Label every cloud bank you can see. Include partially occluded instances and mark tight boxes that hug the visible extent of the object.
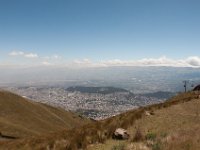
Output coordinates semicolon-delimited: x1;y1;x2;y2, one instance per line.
72;56;200;68
6;51;200;68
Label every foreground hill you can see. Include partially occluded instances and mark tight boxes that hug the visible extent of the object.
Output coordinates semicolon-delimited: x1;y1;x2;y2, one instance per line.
0;91;90;138
89;92;200;150
0;91;199;150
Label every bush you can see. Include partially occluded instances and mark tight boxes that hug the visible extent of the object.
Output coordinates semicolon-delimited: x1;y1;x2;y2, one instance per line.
145;132;157;141
152;142;162;150
160;132;167;138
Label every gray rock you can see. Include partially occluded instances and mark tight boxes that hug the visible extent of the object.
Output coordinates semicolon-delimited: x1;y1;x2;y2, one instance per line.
112;128;129;140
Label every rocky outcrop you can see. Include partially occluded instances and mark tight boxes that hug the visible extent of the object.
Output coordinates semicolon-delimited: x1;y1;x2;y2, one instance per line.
112;128;129;140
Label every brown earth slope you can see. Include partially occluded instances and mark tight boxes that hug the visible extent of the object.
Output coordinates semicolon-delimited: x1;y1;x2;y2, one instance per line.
0;91;199;150
0;90;90;138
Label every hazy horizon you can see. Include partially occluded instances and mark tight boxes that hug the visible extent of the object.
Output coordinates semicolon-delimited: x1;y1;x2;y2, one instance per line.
0;0;200;92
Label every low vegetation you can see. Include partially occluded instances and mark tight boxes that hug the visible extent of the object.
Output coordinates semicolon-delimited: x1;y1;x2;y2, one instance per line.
111;143;125;150
0;91;199;150
145;132;157;141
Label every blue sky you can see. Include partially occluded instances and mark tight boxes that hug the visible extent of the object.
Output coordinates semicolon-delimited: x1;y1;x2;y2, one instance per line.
0;0;200;67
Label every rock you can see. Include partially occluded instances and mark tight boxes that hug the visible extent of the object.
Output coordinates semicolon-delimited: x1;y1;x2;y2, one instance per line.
145;111;151;116
112;128;129;140
145;111;154;116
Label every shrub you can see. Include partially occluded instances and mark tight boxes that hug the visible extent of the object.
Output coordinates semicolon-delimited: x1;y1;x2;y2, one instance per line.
160;132;167;138
152;142;162;150
145;132;157;141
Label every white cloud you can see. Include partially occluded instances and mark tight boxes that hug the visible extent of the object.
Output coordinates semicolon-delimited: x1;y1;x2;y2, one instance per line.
71;56;200;68
9;51;38;58
73;58;91;64
42;55;62;60
8;51;64;66
9;51;24;56
186;56;200;66
42;61;52;66
71;58;107;68
99;56;200;67
24;53;38;58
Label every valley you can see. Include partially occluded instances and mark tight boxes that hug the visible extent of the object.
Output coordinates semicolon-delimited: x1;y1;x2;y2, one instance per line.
5;86;174;120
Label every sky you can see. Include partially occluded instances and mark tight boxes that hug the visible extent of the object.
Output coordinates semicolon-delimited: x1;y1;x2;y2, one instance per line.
0;0;200;67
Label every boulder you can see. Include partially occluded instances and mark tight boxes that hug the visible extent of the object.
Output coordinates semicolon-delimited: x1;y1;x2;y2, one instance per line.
145;111;154;116
112;128;129;140
145;111;151;116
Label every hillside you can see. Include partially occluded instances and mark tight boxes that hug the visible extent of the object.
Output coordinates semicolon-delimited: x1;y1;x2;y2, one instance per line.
0;91;199;150
89;92;200;150
0;90;91;138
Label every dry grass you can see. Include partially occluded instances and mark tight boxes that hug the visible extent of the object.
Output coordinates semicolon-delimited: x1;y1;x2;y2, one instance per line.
132;128;144;142
163;127;200;150
0;91;199;150
0;90;91;138
89;91;200;150
126;92;200;150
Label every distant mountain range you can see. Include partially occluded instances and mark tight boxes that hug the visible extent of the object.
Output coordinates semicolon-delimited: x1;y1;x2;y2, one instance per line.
66;86;175;99
66;86;129;94
142;91;176;99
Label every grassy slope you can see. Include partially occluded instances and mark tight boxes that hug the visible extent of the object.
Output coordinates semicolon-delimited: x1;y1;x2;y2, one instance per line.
0;91;90;138
0;92;199;150
89;93;200;150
